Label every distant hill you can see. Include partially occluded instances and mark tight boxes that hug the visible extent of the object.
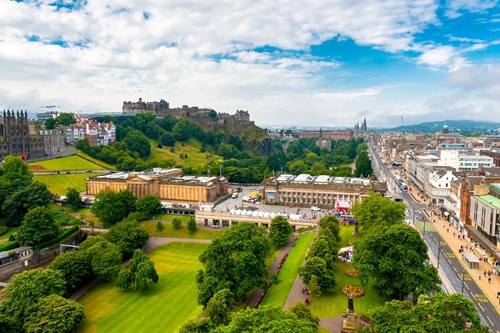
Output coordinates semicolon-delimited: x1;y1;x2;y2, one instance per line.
388;120;500;133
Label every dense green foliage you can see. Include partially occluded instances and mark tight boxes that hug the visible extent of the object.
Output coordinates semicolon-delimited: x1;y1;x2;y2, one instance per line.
80;236;122;281
268;216;293;247
108;221;150;259
351;193;406;232
299;215;340;292
355;224;441;301
135;194;161;215
212;305;318;333
23;295;85;333
66;188;81;210
51;250;93;295
91;189;136;226
197;223;271;306
364;293;489;333
0;268;66;331
16;206;61;246
117;249;159;292
354;142;373;177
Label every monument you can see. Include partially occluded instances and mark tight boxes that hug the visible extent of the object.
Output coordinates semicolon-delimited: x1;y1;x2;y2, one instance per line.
342;294;358;331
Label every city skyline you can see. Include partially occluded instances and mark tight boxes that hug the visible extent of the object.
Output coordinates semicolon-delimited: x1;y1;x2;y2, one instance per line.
0;0;499;128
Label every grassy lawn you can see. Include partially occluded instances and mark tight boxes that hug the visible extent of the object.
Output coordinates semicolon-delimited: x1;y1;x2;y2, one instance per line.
34;173;96;196
309;225;383;318
262;232;315;308
152;138;222;169
76;150;116;170
0;227;19;246
77;242;208;333
140;221;223;239
28;155;106;171
310;262;383;318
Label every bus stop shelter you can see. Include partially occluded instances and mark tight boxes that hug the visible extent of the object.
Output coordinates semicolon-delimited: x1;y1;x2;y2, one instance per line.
463;252;480;270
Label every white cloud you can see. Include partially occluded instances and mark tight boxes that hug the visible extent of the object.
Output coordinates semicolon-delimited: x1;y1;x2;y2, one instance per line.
445;0;498;19
0;0;496;128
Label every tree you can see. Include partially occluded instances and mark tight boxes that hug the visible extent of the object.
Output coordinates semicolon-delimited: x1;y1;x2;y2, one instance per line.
16;207;61;246
91;189;136;226
308;275;321;301
354;224;440;301
213;305;317;333
197;223;271;306
108;221;150;259
1;155;32;182
55;113;76;126
123;130;151;159
187;216;197;233
136;194;161;215
299;256;336;291
179;318;215;333
50;250;93;295
173;119;191;142
44;117;57;129
351;193;406;233
288;301;320;328
23;295;85;333
366;293;489;333
172;217;182;229
160;132;176;146
205;289;235;326
66;188;81;211
268;216;293;247
80;236;122;281
117;249;159;292
1;268;66;330
2;181;51;226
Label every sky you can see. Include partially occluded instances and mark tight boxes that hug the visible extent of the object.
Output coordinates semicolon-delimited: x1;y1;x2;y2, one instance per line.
0;0;499;128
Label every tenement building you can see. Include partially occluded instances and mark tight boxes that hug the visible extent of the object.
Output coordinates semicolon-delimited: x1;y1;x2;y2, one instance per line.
86;168;228;203
261;174;387;209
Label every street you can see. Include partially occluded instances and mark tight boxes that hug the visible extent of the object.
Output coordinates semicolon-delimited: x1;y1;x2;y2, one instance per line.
369;142;500;332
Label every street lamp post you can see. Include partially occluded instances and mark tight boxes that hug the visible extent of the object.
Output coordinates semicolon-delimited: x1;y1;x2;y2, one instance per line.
437;244;442;270
462;271;466;294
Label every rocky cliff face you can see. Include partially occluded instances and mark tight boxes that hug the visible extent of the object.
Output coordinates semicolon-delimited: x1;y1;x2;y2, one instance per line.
184;113;272;156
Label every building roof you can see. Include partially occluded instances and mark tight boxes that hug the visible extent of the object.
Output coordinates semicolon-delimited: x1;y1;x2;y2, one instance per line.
476;194;500;208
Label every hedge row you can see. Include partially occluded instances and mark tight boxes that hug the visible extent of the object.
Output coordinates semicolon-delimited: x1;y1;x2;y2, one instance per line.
35;225;80;251
0;241;20;252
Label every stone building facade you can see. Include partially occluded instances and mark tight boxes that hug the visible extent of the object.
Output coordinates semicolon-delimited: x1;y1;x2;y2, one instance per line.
261;174;387;209
86;168;228;203
0;110;48;159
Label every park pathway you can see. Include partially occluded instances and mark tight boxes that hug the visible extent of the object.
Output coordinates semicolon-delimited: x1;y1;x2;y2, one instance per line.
246;235;298;308
70;236;211;301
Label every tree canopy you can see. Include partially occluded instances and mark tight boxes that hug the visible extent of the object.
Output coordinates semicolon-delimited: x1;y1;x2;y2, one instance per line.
268;216;293;247
0;268;66;331
365;293;489;333
80;236;122;281
91;189;136;226
136;194;161;215
197;223;271;306
117;249;159;292
213;305;318;333
17;206;61;246
108;220;150;259
351;193;406;232
23;295;85;333
354;224;440;301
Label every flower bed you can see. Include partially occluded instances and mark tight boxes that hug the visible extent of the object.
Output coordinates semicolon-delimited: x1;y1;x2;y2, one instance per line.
344;268;358;278
341;285;364;298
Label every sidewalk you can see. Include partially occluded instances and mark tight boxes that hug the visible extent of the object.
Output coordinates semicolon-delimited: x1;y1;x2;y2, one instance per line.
432;215;500;313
